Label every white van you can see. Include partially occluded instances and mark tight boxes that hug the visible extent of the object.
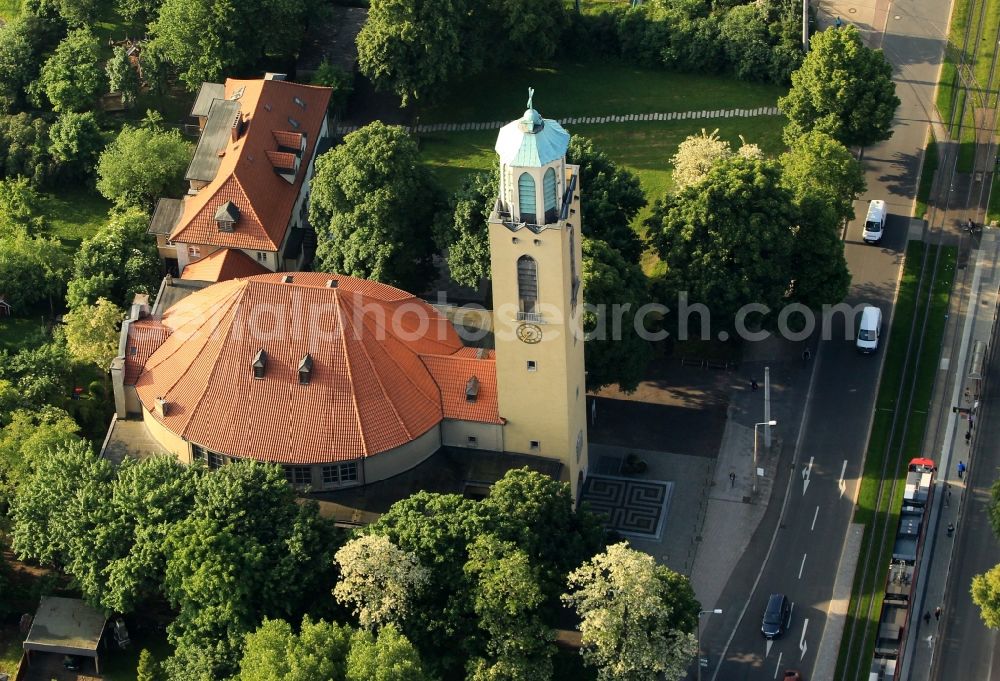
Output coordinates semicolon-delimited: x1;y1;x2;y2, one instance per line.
857;305;882;353
863;200;886;244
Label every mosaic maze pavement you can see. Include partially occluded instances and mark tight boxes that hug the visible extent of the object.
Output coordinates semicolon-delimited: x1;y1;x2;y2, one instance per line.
580;475;673;540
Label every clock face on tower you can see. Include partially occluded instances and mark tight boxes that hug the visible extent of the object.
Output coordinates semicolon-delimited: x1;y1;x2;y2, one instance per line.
516;323;543;344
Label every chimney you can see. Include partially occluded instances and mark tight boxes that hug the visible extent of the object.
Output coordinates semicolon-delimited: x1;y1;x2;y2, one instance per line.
325;279;338;288
155;397;169;417
281;275;293;284
231;110;244;142
264;72;287;81
165;273;173;287
130;293;151;320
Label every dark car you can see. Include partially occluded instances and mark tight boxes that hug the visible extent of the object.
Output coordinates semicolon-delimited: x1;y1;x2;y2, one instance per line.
63;655;83;671
783;672;802;681
761;593;791;639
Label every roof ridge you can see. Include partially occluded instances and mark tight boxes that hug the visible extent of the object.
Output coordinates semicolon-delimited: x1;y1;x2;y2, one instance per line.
177;283;246;439
339;293;417;447
333;290;370;457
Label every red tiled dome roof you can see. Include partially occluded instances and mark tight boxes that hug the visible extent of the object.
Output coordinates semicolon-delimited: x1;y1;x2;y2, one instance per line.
134;273;496;464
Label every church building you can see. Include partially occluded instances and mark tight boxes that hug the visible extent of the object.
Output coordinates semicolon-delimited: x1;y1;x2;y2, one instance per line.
106;97;590;501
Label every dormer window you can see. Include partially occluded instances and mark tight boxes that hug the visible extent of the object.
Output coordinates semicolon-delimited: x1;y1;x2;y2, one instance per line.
252;349;267;379
293;96;306;110
288;116;300;129
298;354;313;385
465;376;480;402
215;201;239;232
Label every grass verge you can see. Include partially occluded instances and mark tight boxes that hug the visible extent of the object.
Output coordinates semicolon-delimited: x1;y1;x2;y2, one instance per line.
915;135;939;220
835;242;957;681
416;59;785;124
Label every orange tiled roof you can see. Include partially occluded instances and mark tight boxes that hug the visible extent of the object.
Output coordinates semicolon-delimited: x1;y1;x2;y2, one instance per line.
124;319;171;385
170;79;332;252
180;248;272;282
420;354;501;424
133;273;497;464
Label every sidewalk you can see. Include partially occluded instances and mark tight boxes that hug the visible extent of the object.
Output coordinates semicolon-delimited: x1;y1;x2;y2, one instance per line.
903;229;1000;679
690;335;816;610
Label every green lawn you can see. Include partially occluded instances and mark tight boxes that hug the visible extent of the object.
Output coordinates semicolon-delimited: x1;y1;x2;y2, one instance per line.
988;173;1000;224
102;630;172;681
915;135;938;220
0;626;22;677
566;0;629;14
0;315;48;352
416;59;784;124
38;188;112;250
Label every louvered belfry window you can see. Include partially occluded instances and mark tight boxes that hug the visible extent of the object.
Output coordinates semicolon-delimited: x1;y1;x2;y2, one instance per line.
518;172;536;224
543;167;557;223
517;255;538;313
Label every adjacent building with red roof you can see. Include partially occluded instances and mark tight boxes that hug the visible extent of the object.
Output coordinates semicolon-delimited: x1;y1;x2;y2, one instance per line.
148;75;332;278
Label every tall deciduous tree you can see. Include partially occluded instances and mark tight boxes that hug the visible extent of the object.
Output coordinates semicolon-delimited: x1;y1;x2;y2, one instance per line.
67;208;162;310
334;535;429;630
239;616;352;681
0;230;69;310
346;625;431;681
0;406;81;501
310;122;440;291
973;564;1000;628
0;113;54;187
30;29;104;112
357;0;467;105
568;136;646;264
11;439;107;567
63;298;124;371
779;25;900;147
434;167;497;289
49;111;105;180
583;238;653;392
0;176;45;237
97;125;191;209
562;542;700;681
0;15;55;113
163;461;337;680
107;46;140;108
780;130;867;225
465;535;554;681
646;156;797;331
150;0;310;90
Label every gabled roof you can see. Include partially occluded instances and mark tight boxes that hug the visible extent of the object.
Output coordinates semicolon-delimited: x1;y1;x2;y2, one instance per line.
133;273;497;465
124;319;171;385
180;248;271;282
170;79;332;252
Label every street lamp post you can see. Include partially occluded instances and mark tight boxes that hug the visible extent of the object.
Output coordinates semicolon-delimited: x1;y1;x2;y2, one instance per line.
697;608;723;681
753;420;777;494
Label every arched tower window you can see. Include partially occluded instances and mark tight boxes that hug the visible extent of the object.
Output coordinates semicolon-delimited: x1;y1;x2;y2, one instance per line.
518;172;536;224
517;255;538;314
543;167;558;223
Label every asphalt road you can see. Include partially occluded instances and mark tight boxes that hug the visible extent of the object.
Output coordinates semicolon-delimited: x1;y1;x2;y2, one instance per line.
933;320;1000;678
705;0;952;676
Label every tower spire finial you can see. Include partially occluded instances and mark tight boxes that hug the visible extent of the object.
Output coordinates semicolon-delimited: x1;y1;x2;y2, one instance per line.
526;87;534;111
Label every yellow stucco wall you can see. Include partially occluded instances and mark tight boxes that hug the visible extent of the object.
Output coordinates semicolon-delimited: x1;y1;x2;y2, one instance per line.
489;164;589;497
441;420;504;451
141;405;192;463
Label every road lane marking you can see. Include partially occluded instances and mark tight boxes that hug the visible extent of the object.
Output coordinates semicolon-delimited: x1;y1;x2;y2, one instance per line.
838;459;848;498
766;639;773;658
811;506;819;531
802;456;814;495
799;554;807;579
800;618;809;660
773;652;783;678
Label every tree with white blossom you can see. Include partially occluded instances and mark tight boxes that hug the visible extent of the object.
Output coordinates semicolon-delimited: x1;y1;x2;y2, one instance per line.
562;542;700;681
334;534;430;629
671;129;763;190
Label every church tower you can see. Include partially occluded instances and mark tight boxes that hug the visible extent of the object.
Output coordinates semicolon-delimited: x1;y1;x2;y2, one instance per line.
489;90;589;498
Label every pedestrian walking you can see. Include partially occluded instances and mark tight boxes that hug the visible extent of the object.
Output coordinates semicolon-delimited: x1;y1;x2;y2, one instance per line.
947;522;955;537
958;460;966;478
729;471;736;488
934;606;942;621
751;379;758;392
923;611;931;625
835;15;842;28
944;483;951;507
